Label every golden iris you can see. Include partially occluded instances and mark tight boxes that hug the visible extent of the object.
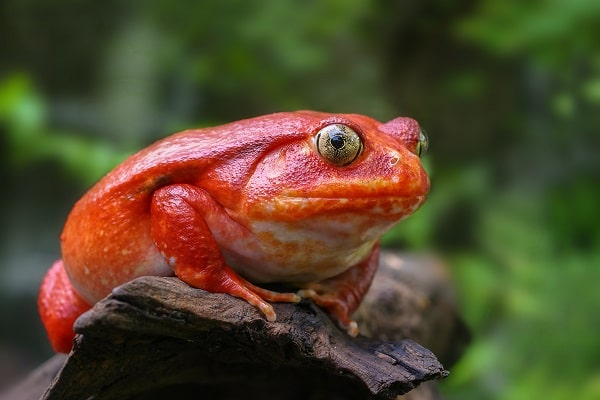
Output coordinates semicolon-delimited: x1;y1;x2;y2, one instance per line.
315;124;363;166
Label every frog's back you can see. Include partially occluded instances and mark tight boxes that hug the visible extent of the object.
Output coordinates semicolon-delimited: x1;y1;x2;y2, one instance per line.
82;111;337;198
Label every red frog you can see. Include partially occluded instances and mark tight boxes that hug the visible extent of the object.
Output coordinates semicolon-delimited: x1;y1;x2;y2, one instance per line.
38;111;430;353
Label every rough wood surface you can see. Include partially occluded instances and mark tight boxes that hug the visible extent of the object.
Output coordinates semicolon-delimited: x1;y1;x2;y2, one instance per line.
356;252;470;368
3;252;468;400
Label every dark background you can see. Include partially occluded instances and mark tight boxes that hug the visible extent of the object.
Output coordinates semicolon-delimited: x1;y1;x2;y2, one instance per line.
1;1;598;398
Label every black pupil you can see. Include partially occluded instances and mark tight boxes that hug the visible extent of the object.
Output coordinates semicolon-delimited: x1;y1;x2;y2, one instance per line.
329;131;345;149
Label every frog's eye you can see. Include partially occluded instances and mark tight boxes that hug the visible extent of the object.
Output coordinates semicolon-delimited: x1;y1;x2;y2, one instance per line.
315;124;363;166
415;128;429;157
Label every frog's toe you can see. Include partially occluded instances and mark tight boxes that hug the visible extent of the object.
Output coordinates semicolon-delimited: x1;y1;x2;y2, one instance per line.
246;281;301;304
346;321;359;337
255;301;277;322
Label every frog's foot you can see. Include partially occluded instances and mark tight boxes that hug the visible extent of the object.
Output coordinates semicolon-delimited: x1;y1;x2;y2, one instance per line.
173;260;301;323
181;264;300;322
229;271;301;321
298;286;359;337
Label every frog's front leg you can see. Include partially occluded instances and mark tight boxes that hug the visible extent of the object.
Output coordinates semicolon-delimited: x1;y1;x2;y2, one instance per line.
298;245;380;336
151;184;300;321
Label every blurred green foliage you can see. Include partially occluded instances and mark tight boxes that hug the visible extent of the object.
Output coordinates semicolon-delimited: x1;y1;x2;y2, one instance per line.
0;74;129;184
1;0;598;398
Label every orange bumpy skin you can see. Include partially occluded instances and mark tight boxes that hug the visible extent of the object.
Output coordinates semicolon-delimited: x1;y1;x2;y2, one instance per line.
38;111;430;352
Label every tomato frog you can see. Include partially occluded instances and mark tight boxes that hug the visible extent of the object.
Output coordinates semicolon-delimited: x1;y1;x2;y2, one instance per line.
38;111;430;352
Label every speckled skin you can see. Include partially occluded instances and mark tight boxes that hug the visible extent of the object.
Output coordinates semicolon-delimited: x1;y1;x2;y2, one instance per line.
38;111;430;352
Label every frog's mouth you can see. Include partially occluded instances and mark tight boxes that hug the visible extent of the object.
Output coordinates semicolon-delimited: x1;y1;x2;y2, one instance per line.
252;194;427;222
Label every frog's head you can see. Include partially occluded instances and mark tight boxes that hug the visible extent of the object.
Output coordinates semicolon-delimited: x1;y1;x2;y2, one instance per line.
240;111;430;224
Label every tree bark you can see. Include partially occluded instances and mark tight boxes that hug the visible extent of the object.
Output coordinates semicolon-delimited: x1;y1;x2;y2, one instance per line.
2;251;468;400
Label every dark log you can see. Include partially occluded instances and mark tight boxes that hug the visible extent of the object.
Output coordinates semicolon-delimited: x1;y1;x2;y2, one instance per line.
3;252;468;400
355;252;470;368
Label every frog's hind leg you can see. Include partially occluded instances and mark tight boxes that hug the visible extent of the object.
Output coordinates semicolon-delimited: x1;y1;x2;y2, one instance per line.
38;260;92;353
